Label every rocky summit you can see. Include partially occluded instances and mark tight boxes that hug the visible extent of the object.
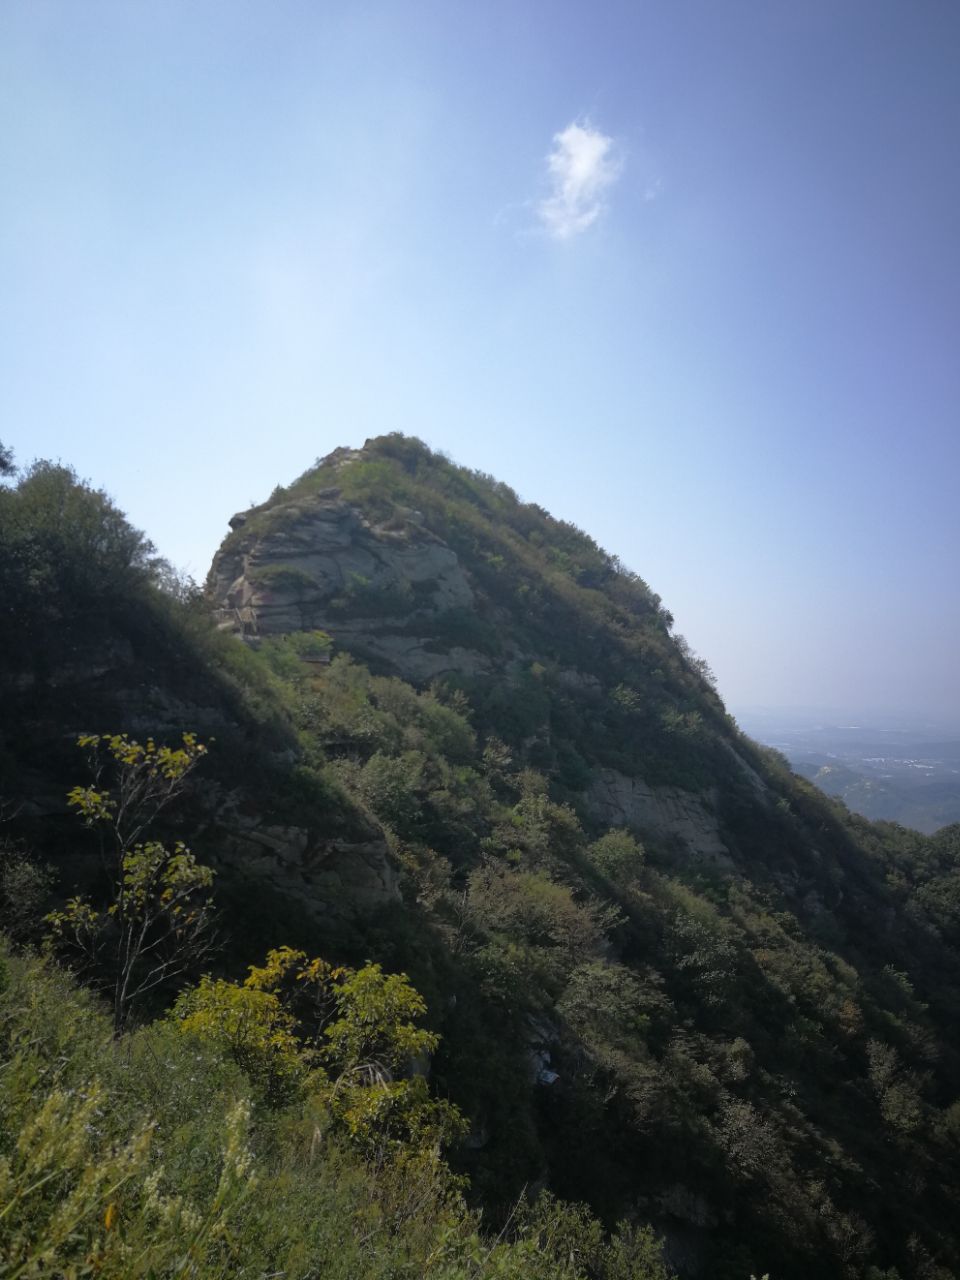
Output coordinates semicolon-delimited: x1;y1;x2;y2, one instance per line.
210;455;486;681
208;438;756;866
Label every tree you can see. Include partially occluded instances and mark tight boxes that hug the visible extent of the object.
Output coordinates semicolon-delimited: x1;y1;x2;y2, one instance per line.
171;946;466;1160
588;829;645;887
0;839;54;943
1;461;159;602
251;949;466;1159
45;732;216;1033
0;462;163;666
171;972;305;1103
0;439;14;476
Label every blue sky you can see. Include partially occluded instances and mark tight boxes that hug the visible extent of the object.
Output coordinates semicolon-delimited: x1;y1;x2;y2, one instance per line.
2;1;958;720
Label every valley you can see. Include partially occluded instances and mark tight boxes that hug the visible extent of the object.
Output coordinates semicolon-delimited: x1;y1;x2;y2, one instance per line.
739;710;960;833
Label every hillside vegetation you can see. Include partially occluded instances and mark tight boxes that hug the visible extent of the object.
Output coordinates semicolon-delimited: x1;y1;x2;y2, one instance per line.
2;436;960;1279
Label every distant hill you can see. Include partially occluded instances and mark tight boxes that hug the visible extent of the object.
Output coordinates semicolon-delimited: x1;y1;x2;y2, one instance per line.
738;714;960;834
796;760;960;833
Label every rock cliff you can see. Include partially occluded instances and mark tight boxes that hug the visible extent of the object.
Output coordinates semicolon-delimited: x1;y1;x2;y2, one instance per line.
207;441;745;863
585;767;732;863
208;482;496;681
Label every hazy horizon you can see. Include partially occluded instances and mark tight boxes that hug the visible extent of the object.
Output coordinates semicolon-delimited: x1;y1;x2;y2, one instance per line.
3;2;958;718
733;705;960;734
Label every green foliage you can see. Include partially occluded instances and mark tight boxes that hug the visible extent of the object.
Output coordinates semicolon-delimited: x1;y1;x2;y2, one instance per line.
330;570;417;617
467;865;619;982
172;947;467;1161
321;960;436;1073
0;461;159;603
0;943;272;1279
45;733;216;1033
0;842;54;944
288;627;334;659
10;436;960;1277
316;961;467;1160
170;974;305;1102
250;562;319;594
68;730;208;848
357;750;427;832
558;962;656;1046
421;607;504;657
0;942;677;1278
588;829;645;886
866;1039;925;1134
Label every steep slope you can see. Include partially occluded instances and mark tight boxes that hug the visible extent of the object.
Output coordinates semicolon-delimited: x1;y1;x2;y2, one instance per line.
0;462;398;947
209;437;756;858
202;435;960;1280
5;440;960;1279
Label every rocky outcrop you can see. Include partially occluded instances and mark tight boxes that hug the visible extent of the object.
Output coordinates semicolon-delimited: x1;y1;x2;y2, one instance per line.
299;622;490;682
208;487;493;681
219;813;398;919
585;767;731;862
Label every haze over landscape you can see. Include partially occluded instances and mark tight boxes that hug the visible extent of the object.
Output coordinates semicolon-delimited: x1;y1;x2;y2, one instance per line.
3;1;958;720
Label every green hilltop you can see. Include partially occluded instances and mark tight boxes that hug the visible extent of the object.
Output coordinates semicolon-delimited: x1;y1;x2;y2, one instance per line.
2;434;960;1279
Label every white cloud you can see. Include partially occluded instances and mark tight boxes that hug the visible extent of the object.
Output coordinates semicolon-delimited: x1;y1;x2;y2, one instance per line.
538;121;622;240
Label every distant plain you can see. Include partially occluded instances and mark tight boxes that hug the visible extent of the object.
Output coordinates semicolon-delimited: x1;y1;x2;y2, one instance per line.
738;709;960;834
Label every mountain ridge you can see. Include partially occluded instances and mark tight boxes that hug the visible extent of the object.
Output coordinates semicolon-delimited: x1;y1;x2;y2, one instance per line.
3;436;960;1278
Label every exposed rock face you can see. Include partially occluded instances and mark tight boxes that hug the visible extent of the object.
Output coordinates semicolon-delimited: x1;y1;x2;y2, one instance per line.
208;489;492;681
219;812;397;920
719;741;769;798
36;795;398;926
209;473;740;871
585;767;731;862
